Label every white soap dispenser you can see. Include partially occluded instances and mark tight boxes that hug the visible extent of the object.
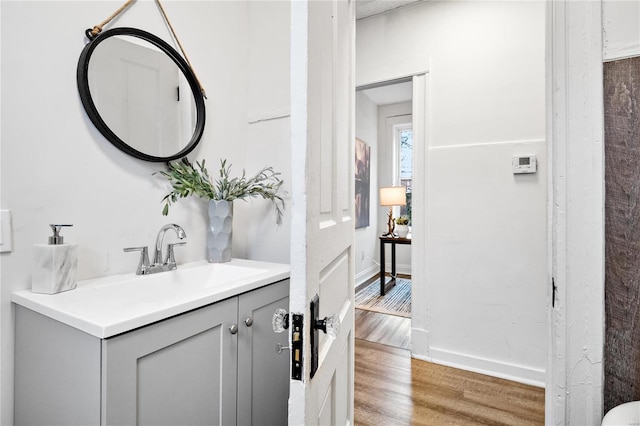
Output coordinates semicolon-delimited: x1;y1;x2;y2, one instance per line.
32;224;78;294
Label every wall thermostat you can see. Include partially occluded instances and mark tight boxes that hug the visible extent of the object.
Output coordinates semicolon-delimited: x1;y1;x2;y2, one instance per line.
512;155;537;174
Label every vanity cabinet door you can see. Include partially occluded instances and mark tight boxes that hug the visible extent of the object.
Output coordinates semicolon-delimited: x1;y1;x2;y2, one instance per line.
237;279;290;426
101;297;238;426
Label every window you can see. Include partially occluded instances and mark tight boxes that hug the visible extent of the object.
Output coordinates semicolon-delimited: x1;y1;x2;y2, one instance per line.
396;125;412;222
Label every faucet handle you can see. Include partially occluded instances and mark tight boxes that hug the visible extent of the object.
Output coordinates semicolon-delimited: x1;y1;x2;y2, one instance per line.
165;242;187;267
124;246;150;275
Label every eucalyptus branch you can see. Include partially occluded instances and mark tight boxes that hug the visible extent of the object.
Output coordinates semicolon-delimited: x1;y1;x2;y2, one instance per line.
155;158;285;225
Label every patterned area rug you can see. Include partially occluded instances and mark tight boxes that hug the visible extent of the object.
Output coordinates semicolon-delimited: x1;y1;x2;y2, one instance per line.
355;278;411;318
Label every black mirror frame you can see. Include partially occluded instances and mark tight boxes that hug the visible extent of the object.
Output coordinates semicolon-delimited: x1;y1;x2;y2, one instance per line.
77;27;206;162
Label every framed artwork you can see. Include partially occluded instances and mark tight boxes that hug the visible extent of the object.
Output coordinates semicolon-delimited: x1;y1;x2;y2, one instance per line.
355;138;370;228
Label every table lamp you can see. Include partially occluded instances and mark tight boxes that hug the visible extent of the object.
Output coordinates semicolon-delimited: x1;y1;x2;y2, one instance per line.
379;186;406;237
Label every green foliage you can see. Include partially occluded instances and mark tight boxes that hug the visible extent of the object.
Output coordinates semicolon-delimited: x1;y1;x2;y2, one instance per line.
395;215;410;225
155;158;285;225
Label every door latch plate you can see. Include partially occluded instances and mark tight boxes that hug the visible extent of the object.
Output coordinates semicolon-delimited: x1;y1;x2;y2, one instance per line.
291;314;303;380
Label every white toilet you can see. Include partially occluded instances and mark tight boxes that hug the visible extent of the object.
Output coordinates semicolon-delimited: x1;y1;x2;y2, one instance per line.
602;401;640;425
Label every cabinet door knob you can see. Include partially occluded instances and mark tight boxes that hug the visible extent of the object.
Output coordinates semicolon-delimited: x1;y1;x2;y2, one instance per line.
244;317;253;327
229;324;238;334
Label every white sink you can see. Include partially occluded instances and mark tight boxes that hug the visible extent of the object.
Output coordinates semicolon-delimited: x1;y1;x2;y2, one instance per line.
12;258;290;338
93;262;269;300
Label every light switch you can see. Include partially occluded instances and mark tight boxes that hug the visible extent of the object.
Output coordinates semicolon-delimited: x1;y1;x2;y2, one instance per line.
0;210;12;253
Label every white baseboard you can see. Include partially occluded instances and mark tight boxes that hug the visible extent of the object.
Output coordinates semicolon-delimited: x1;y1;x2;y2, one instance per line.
411;327;429;353
355;265;378;287
354;263;411;289
411;330;545;388
385;263;411;276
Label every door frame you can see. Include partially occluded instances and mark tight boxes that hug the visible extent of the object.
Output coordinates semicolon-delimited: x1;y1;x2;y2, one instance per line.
547;0;605;424
356;70;430;357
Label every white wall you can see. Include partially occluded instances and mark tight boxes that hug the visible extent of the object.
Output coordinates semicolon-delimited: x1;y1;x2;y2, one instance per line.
354;91;378;284
357;0;546;385
603;0;640;61
244;0;291;262
0;1;290;423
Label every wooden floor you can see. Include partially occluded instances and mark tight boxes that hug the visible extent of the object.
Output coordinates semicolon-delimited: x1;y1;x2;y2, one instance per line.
354;339;545;425
355;308;411;350
353;300;545;426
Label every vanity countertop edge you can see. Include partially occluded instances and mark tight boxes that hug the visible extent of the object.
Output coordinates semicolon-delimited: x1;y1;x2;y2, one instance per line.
12;258;290;339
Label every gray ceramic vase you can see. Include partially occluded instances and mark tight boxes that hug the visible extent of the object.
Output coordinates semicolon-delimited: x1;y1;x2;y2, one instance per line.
207;199;233;263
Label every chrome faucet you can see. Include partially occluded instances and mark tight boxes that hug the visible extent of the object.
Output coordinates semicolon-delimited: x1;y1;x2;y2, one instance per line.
153;223;187;266
124;224;187;275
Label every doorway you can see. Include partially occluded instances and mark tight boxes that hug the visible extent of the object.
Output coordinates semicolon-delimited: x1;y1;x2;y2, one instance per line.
352;76;545;426
355;0;546;394
354;80;414;350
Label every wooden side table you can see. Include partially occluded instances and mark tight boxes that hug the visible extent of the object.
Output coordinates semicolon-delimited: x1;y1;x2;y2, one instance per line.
379;235;411;296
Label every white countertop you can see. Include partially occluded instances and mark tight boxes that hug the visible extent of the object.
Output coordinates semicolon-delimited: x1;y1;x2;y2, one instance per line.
12;258;290;339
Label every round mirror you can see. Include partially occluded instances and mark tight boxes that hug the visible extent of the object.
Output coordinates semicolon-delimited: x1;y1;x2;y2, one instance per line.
77;27;206;162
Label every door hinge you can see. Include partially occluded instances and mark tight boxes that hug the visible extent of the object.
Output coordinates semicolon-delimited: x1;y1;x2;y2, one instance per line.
291;314;303;381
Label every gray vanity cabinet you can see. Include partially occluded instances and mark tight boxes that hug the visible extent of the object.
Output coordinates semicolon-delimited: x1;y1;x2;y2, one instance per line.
14;279;290;426
102;297;238;425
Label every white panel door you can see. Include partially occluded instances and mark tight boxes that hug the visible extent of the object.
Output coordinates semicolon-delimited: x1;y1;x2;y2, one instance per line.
289;0;355;425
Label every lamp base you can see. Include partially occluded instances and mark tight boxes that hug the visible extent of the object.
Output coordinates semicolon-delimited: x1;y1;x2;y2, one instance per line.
384;207;396;237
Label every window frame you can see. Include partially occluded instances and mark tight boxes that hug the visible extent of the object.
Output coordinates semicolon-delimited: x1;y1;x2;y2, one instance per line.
393;122;413;221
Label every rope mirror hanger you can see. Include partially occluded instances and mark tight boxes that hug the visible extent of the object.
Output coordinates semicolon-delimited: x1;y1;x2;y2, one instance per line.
84;0;206;99
77;1;207;162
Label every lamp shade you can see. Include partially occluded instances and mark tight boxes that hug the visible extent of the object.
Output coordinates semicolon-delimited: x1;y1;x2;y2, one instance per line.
379;186;406;206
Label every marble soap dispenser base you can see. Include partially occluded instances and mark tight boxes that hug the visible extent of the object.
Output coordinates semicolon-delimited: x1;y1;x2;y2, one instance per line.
32;244;78;294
